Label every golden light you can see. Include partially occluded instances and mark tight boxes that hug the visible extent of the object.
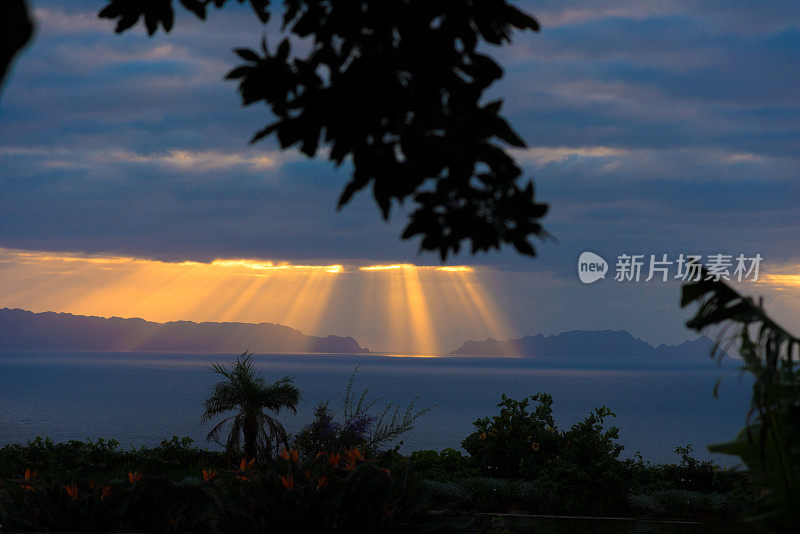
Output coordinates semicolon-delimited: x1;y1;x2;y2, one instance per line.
756;274;800;288
0;247;512;354
359;264;473;273
357;263;510;354
211;259;344;273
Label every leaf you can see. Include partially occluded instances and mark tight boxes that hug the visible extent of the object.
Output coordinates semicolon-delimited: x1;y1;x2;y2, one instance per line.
503;4;541;31
250;122;279;144
234;48;261;62
179;0;207;19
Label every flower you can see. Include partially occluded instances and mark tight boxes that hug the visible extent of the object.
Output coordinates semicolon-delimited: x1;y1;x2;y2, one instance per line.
20;484;34;492
315;476;329;490
280;448;299;464
63;483;78;501
236;475;250;482
101;486;114;500
23;468;36;481
315;451;327;462
279;474;294;491
202;469;218;482
239;458;256;471
378;467;391;478
346;448;363;462
531;441;540;452
328;452;341;466
128;471;142;484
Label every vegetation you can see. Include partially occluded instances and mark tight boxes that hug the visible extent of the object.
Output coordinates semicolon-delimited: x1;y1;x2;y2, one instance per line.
0;447;458;532
293;369;429;458
682;275;800;532
0;395;752;530
0;353;760;530
0;436;224;483
452;394;749;519
202;352;302;461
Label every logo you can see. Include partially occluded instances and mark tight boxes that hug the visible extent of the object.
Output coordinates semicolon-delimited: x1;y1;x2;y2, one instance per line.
578;252;608;284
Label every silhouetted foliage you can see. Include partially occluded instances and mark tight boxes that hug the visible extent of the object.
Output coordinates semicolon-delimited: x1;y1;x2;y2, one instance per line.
96;0;549;260
293;368;429;457
682;275;800;532
0;0;34;94
202;352;302;462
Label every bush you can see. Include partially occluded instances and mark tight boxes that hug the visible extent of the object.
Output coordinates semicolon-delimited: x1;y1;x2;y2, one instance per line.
461;394;625;484
0;449;458;532
0;436;225;481
0;470;209;532
293;369;428;459
409;449;478;481
210;448;461;532
628;489;750;521
461;393;561;479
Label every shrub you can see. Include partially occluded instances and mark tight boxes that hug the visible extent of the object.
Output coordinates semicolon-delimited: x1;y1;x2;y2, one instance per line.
409;449;478;481
0;450;458;532
0;436;225;481
293;369;428;458
461;393;560;479
209;448;461;532
0;470;209;532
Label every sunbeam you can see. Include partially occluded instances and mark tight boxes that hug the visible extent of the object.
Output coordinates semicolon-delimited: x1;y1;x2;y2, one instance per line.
0;248;513;354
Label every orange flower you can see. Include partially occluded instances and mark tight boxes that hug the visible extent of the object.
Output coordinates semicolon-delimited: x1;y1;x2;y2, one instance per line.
344;460;356;472
128;471;142;484
20;484;34;492
101;486;114;500
236;475;250;482
378;467;391;478
315;476;329;490
328;453;341;466
315;451;327;462
531;441;540;452
280;448;299;464
202;469;218;482
23;468;36;481
279;474;294;491
347;448;363;462
239;458;256;471
63;483;78;501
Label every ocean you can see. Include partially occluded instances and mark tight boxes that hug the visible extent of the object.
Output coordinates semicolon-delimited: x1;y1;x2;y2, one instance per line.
0;350;751;465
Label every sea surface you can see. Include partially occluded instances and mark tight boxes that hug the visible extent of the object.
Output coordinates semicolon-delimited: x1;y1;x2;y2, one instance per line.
0;350;752;465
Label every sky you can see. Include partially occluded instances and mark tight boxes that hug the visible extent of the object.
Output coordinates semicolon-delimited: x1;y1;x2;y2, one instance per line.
0;0;799;353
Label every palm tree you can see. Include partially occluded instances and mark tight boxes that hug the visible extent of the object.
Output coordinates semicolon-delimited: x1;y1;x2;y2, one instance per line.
202;352;302;461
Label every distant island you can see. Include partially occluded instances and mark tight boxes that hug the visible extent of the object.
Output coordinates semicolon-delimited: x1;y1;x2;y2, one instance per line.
0;308;369;354
451;329;723;358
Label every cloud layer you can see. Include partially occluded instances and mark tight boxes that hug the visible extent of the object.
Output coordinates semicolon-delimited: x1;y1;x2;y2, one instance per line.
1;0;798;343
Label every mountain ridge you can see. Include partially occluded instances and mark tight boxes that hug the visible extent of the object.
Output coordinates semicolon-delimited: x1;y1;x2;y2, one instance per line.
451;329;722;358
0;308;369;354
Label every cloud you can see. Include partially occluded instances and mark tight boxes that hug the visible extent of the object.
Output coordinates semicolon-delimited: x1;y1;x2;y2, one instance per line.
0;0;798;345
1;146;287;173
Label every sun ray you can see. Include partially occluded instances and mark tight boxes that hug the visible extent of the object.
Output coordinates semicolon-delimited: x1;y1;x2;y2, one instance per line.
0;247;513;356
